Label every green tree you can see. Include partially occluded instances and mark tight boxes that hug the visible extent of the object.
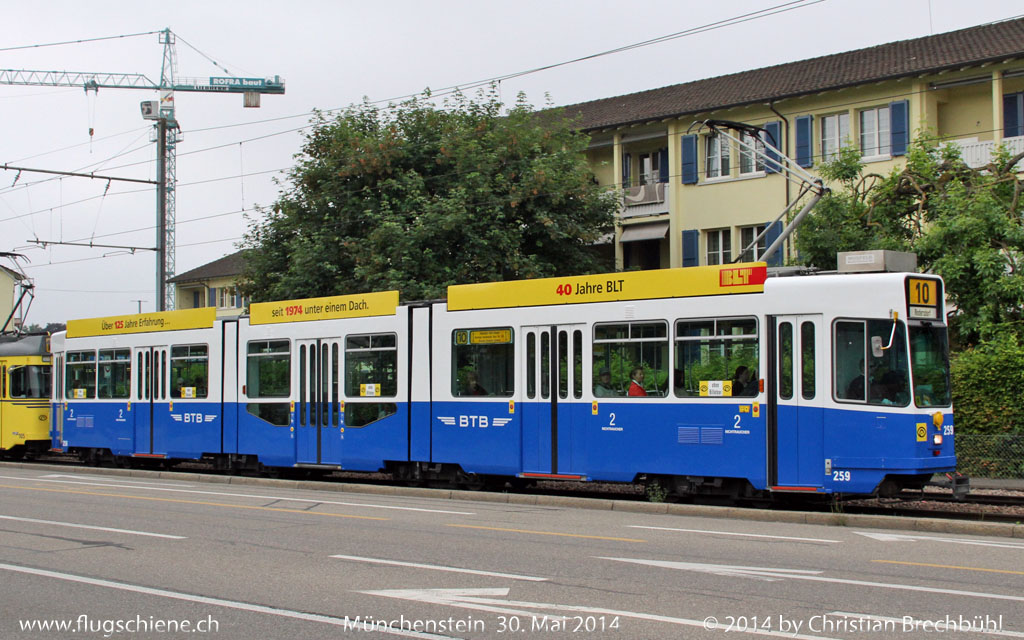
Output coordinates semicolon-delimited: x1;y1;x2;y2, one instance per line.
795;138;1024;345
240;90;617;302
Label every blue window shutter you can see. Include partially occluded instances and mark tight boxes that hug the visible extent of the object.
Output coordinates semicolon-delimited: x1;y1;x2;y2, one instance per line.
235;291;241;308
890;100;909;156
208;287;216;308
795;116;813;168
658;148;669;183
682;229;700;267
681;135;698;184
763;221;783;267
622;152;631;188
1005;93;1023;138
192;291;200;308
764;121;782;174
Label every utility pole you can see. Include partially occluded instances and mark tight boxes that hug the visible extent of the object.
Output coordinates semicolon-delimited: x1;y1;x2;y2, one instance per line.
0;29;284;311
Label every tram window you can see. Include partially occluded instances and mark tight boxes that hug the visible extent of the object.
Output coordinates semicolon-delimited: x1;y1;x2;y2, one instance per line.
170;345;207;399
779;322;794;400
452;328;514;397
345;402;398;427
65;350;97;399
346;333;397;398
540;332;550;399
909;325;952;408
332;343;340;426
526;333;536;399
246;403;291;427
558;331;569;399
801;322;815;400
158;351;165;400
299;345;307;426
98;349;131;399
9;365;50;399
246;340;290;398
573;330;583;399
673;317;758;398
834;319;909;406
594;321;669;398
137;353;144;399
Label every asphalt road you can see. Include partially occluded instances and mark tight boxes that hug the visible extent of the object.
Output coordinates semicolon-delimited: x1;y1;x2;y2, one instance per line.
0;465;1022;639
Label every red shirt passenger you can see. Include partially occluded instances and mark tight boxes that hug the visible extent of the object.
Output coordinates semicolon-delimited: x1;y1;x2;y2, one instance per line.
627;367;647;396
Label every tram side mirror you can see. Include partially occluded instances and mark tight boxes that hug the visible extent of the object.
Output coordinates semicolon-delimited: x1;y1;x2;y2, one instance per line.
871;336;884;358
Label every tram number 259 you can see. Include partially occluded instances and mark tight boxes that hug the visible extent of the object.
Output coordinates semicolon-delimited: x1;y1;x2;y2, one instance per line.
832;470;852;482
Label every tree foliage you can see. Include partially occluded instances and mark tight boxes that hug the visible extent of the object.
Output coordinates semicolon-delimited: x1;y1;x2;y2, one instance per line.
240;90;616;302
950;333;1024;435
795;138;1024;345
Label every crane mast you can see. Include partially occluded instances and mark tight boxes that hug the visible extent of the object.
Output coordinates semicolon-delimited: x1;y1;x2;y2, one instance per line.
0;28;285;311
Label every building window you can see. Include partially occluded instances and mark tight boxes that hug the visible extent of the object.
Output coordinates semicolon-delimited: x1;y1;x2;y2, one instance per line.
739;225;766;262
860;106;890;158
821;112;850;161
705;133;730;179
1005;92;1024;138
739;131;765;175
706;229;731;265
218;287;236;309
639;152;659;184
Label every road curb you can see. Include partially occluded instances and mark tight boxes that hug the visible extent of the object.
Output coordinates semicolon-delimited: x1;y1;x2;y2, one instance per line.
3;461;1019;538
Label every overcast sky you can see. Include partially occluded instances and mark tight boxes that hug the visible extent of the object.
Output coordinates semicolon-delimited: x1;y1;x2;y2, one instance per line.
3;0;1022;325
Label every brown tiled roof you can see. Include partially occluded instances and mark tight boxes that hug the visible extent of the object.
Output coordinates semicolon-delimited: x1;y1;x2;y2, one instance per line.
567;17;1024;131
168;250;246;284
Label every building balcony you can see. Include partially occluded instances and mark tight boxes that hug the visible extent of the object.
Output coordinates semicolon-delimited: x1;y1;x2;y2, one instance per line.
945;135;1024;170
620;181;670;219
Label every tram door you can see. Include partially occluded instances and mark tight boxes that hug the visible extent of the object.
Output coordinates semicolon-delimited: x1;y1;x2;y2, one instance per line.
295;339;343;466
772;315;824;488
521;325;585;476
133;346;169;455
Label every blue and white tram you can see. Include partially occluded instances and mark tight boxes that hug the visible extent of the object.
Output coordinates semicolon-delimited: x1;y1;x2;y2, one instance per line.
50;263;955;498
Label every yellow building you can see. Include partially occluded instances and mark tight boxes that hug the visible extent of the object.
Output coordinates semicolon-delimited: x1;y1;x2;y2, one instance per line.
168;250;248;318
571;18;1024;270
1;264;25;332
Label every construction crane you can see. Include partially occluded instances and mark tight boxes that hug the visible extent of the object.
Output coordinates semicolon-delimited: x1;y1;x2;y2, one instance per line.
0;28;285;311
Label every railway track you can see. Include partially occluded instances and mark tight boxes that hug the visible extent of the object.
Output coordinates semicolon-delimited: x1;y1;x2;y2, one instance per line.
8;455;1024;523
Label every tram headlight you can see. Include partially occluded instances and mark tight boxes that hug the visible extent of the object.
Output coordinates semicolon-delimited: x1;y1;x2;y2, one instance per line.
933;434;943;446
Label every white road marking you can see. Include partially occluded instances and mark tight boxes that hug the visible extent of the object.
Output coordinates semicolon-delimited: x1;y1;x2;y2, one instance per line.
829;612;1024;638
331;555;546;581
599;557;1024;603
854;531;1024;549
360;587;840;639
0;474;473;515
0;563;456;640
0;514;186;539
41;473;194;487
629;525;840;543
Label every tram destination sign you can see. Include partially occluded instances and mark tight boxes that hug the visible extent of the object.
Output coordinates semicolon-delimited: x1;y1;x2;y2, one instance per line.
447;263;767;311
250;290;399;325
67;308;216;338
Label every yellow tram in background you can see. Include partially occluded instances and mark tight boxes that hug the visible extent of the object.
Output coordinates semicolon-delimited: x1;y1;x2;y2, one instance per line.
0;334;51;458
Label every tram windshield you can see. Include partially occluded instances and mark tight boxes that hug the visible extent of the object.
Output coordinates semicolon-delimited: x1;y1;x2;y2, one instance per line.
909;325;952;408
8;365;51;398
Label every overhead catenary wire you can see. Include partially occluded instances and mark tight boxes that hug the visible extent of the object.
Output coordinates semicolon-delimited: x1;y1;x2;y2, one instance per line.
5;6;1024;280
